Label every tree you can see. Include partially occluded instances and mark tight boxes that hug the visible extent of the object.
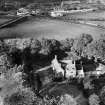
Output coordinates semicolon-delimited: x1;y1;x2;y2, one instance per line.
0;64;30;105
86;38;105;60
100;86;105;104
8;46;22;66
60;38;74;51
50;39;61;51
71;34;93;56
89;93;100;105
4;88;35;105
83;77;94;90
30;39;41;54
39;38;60;56
39;38;52;55
58;94;77;105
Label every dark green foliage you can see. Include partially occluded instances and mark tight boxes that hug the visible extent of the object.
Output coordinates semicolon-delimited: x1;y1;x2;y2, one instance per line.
71;34;93;56
39;38;61;56
89;93;100;105
86;38;105;60
99;86;105;104
60;38;74;51
30;39;41;54
4;88;35;105
8;47;22;66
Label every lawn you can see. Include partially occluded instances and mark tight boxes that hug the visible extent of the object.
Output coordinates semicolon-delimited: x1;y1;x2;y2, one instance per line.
41;83;88;105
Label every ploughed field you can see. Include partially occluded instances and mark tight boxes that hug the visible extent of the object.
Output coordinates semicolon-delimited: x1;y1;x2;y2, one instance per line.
0;16;105;40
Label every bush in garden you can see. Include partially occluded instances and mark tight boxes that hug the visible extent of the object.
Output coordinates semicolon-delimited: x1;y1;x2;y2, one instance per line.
39;38;52;55
99;86;105;104
58;94;77;105
0;64;42;105
60;38;74;51
30;39;41;54
39;38;61;56
83;77;94;90
50;39;61;51
71;34;93;56
42;95;60;105
0;52;11;74
8;46;22;66
4;88;35;105
0;40;9;52
89;93;100;105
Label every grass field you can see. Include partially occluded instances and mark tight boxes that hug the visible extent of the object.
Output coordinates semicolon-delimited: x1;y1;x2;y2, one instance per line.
0;17;105;40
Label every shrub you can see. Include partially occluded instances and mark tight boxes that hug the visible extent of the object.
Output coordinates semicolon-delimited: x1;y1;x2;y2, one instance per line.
89;93;100;105
58;94;77;105
30;39;41;54
39;38;51;55
83;77;94;90
71;34;93;56
60;38;74;51
100;86;105;104
4;88;35;105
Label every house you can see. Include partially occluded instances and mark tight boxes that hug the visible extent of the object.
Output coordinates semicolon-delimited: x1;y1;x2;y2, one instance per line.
50;7;64;17
50;11;63;17
51;55;64;77
60;59;76;78
77;67;85;78
75;59;85;78
96;63;105;75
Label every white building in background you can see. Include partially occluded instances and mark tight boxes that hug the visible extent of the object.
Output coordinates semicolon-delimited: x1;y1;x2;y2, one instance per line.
50;11;63;17
17;8;30;16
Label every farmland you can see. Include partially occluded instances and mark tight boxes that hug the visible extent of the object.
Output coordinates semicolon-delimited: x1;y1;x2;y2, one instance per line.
0;16;105;40
0;7;105;105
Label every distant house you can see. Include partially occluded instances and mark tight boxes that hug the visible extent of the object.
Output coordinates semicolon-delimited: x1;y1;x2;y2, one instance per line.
17;8;30;16
50;11;63;17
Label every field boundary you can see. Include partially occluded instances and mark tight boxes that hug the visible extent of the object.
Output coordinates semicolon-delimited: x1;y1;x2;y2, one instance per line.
0;16;27;29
